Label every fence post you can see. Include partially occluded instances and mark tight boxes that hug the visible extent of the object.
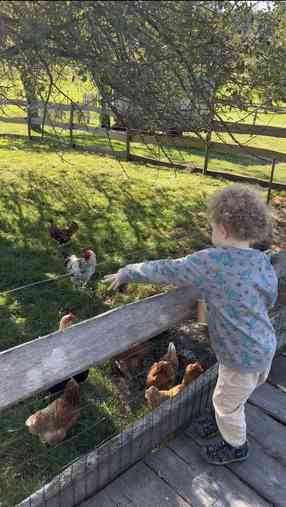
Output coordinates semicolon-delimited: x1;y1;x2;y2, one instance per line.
69;102;74;147
27;112;32;140
203;129;212;175
126;130;130;161
267;159;277;204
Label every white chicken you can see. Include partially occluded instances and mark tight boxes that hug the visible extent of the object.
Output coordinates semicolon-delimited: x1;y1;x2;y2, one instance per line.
65;249;96;287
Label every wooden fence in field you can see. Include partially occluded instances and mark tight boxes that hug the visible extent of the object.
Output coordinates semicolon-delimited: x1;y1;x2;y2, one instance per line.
2;98;286;188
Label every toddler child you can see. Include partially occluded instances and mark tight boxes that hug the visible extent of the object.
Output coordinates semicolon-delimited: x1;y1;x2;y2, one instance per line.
103;184;278;465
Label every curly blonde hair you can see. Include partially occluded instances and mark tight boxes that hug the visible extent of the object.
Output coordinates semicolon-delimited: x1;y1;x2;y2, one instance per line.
207;184;272;243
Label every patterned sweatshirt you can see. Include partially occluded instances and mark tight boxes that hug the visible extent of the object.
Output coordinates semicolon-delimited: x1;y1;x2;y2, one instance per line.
120;247;278;373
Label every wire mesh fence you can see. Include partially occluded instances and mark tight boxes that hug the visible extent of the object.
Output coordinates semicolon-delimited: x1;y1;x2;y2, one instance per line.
14;363;218;507
1;288;216;507
1;255;285;507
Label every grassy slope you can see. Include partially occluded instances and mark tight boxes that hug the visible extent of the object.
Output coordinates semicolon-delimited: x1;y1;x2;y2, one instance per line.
0;136;227;506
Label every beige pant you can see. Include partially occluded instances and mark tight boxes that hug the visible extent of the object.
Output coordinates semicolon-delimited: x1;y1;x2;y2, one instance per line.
213;364;270;447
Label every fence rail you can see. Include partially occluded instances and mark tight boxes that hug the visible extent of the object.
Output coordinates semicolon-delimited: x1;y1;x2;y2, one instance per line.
1;251;286;414
212;120;286;138
131;133;286;162
0;287;197;413
2;98;286;181
0;98;117;116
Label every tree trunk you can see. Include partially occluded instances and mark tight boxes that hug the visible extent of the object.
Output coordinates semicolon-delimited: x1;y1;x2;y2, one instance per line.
20;68;42;137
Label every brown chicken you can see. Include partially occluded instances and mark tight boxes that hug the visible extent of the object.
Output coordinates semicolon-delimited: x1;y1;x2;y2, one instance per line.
59;311;76;331
49;220;79;244
146;342;178;390
26;378;80;445
145;362;204;408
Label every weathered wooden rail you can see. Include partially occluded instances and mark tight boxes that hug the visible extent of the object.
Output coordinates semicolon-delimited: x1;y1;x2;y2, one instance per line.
0;287;199;413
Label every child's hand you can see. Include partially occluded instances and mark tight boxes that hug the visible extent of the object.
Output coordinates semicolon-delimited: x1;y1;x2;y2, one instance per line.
102;270;129;290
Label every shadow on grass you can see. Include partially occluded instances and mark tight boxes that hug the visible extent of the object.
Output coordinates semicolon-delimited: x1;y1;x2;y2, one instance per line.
0;132;272;167
0;133;125;154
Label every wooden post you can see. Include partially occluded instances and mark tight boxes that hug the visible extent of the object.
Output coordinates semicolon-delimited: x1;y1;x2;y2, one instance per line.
267;159;276;204
69;102;74;147
253;110;258;126
203;129;212;175
27;113;32;140
126;130;130;161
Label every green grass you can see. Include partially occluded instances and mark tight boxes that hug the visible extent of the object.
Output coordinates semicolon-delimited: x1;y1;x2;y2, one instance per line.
0;135;227;506
130;137;286;183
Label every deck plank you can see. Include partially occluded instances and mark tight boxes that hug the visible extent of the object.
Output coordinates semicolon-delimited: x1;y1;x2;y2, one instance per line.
87;461;192;507
81;369;286;507
226;437;286;507
186;424;286;506
268;354;286;392
79;489;119;506
249;382;286;423
145;435;270;507
246;403;286;466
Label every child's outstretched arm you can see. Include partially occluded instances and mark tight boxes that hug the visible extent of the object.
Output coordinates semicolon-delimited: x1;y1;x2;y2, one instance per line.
102;271;129;290
102;253;207;291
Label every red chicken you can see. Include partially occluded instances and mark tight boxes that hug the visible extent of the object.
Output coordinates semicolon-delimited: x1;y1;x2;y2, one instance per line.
114;340;153;378
146;342;178;390
59;311;76;331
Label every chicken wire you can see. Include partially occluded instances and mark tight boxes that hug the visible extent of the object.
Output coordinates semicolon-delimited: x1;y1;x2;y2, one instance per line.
1;263;285;507
15;363;218;507
1;310;216;507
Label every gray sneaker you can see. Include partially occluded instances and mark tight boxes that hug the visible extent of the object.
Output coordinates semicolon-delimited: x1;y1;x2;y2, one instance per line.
205;439;249;465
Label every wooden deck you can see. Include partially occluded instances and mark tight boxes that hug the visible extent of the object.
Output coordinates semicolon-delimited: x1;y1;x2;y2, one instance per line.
81;354;286;507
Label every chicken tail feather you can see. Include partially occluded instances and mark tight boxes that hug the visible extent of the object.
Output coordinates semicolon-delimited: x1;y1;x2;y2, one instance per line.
63;379;80;407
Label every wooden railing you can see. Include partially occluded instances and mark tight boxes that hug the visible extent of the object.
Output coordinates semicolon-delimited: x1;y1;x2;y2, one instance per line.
0;287;197;413
1;251;286;414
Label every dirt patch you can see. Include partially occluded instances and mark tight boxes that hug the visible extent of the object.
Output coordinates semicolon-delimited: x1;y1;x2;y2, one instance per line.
109;320;216;415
